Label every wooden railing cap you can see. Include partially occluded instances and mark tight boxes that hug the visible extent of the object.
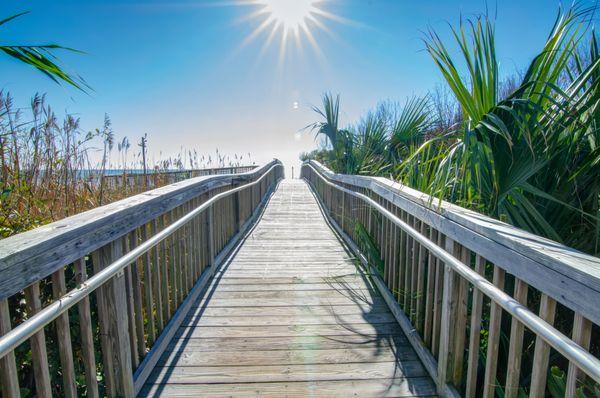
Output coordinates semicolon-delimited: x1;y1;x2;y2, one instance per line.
0;160;281;300
304;160;600;324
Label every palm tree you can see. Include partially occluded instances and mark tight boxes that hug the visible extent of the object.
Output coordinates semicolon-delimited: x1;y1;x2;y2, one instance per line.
307;92;342;147
306;92;354;173
406;3;599;253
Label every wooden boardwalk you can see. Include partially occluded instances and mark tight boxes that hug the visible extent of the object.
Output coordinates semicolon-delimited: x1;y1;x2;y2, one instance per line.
141;179;437;397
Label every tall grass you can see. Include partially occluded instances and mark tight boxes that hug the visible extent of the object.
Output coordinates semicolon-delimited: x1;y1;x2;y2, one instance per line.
0;91;254;238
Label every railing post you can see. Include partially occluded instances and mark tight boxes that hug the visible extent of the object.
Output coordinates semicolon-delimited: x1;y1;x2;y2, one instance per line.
234;191;241;232
95;242;135;398
23;283;52;398
208;203;216;273
437;237;457;394
0;299;19;398
341;190;345;232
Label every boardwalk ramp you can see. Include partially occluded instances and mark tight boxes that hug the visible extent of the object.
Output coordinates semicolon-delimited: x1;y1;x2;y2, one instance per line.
141;179;437;397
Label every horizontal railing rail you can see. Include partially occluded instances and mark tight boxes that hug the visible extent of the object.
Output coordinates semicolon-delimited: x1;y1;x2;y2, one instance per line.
0;160;283;398
302;160;599;398
0;162;270;301
97;165;258;190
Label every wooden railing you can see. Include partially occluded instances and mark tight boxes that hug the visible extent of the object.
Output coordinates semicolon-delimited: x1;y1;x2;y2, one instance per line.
302;160;600;398
98;165;258;193
0;160;283;398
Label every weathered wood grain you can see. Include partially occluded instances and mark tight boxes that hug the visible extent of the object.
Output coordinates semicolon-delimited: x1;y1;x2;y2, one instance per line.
0;299;19;398
529;294;557;398
75;258;99;398
149;361;428;384
305;160;600;325
0;161;280;301
51;268;77;398
141;378;437;397
141;180;434;397
465;255;486;398
483;266;505;398
166;334;408;352
24;283;52;398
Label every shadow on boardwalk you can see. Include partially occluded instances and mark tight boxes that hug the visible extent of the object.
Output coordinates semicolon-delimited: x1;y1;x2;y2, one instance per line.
141;179;436;397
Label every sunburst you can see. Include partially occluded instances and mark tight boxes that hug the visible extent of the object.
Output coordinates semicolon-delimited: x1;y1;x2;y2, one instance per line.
260;0;318;32
238;0;348;62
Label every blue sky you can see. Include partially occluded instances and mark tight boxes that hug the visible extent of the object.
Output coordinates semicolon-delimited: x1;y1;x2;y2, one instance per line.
1;0;579;173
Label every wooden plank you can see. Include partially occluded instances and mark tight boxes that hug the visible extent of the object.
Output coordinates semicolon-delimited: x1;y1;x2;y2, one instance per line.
307;161;600;325
0;161;279;301
24;282;52;398
141;179;435;397
181;313;396;327
159;346;419;367
159;214;171;323
213;276;371;284
149;361;428;384
51;269;77;398
176;322;401;339
207;281;372;291
193;289;379;300
75;258;99;398
92;249;117;397
504;278;528;398
140;378;437;397
415;221;427;332
192;198;201;281
451;245;469;386
185;201;194;293
423;228;437;347
123;237;139;369
185;303;390;317
410;218;420;323
140;223;156;344
404;215;414;311
529;294;557;398
166;334;408;352
483;266;505;398
302;179;457;397
0;299;20;398
208;204;215;268
465;255;486;398
565;314;592;398
437;238;457;392
128;231;146;360
98;242;135;397
166;211;177;315
192;296;385;307
133;177;277;395
174;206;184;306
431;232;444;356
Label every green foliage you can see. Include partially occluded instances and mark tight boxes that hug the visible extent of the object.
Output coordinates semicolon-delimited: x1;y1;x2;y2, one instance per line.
354;218;384;276
410;3;599;253
306;3;599;255
304;95;433;177
0;12;89;91
304;4;600;395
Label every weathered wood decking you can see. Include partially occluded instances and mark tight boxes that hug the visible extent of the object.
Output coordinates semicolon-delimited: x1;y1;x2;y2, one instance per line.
140;179;437;397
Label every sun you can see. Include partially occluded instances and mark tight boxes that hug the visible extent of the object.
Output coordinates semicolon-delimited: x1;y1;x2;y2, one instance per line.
260;0;317;32
238;0;349;63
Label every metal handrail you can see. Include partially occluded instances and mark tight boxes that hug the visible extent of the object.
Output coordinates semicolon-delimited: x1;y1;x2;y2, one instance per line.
303;161;600;384
0;162;282;359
